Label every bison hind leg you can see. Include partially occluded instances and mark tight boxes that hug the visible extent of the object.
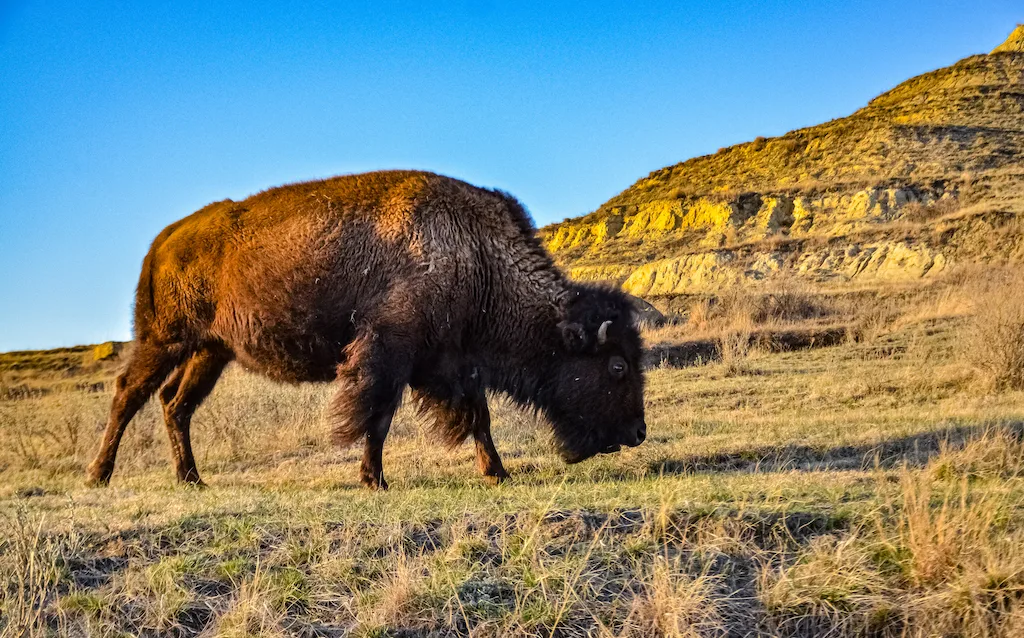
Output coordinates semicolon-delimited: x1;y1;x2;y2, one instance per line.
87;341;184;486
159;347;230;486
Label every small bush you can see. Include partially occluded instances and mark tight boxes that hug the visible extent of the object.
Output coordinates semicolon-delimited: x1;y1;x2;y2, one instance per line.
962;272;1024;390
621;558;723;637
717;329;755;376
849;298;902;346
901;197;960;224
641;284;836;348
669;186;698;200
751;287;833;325
687;285;832;336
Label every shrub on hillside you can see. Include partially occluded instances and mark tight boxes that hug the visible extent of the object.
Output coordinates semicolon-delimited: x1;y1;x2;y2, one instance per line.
902;197;960;224
687;285;833;335
963;271;1024;391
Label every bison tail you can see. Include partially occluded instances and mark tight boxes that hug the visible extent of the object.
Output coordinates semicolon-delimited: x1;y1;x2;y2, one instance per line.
132;219;184;342
132;243;160;342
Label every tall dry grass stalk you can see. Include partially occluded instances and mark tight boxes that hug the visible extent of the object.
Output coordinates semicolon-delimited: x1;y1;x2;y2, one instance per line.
761;428;1024;637
356;553;430;631
0;511;82;638
213;561;289;638
759;533;899;634
893;465;1024;636
616;558;723;638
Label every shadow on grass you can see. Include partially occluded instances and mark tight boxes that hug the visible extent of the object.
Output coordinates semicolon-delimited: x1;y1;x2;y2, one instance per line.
396;421;1024;491
486;420;1023;488
638;420;1024;477
642;325;849;369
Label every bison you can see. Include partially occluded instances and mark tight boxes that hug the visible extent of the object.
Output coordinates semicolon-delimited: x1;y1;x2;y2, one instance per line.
86;170;646;489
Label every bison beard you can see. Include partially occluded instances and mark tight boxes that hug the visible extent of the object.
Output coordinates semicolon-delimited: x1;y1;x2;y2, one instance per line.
86;170;646;489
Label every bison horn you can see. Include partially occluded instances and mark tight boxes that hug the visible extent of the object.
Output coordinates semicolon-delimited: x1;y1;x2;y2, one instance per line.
597;320;612;345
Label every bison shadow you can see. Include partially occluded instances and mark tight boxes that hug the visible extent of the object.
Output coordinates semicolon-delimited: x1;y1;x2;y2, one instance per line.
491;421;1022;486
638;420;1023;478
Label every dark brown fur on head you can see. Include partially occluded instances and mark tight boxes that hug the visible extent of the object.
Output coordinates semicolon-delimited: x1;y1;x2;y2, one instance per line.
544;285;646;462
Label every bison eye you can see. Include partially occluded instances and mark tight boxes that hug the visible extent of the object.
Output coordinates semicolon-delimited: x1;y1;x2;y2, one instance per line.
609;356;628;379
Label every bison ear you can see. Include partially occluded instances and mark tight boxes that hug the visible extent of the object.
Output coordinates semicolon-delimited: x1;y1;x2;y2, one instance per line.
558;321;588;352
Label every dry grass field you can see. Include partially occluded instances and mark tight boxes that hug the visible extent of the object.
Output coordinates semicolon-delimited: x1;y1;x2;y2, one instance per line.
2;271;1024;637
7;30;1022;638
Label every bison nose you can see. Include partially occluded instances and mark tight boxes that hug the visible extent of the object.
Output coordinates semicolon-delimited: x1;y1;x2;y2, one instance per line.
623;421;646;447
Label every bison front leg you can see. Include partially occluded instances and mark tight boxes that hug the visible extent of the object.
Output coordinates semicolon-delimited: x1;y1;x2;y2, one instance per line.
413;390;509;485
87;341;181;486
472;403;509;485
329;327;413;490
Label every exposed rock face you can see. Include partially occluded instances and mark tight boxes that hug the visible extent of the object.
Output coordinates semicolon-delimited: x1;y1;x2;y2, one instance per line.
565;264;636;284
612;209;1020;297
621;242;947;297
539;28;1024;297
542;184;959;253
624;294;666;328
624;252;737;297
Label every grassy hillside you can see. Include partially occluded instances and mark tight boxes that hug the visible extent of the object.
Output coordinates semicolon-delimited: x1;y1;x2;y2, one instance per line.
539;27;1024;298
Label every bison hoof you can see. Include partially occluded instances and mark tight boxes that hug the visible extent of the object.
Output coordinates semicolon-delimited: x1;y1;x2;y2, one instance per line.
85;475;110;488
181;479;208;489
360;474;389;491
484;472;509;486
85;465;112;487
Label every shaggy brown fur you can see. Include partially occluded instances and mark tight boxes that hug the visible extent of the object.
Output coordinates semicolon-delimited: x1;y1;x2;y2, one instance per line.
86;171;646;489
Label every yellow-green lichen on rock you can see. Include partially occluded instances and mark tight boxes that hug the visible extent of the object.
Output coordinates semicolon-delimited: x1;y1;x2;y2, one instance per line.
92;342;121;361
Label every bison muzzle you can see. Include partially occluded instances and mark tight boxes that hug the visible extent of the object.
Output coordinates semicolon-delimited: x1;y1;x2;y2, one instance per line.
86;170;646;489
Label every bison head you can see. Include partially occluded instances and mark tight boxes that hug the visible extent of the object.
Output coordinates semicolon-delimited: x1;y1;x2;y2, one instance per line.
545;286;646;463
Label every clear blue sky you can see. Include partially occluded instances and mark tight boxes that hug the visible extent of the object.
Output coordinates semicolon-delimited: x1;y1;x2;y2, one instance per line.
1;1;1019;351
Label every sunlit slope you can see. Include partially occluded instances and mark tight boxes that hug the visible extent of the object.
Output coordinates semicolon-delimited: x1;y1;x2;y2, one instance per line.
540;28;1024;296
